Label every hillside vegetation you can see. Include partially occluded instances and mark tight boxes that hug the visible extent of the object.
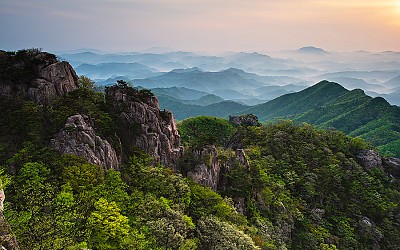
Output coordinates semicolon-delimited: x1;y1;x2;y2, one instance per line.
178;118;400;249
0;50;399;250
242;81;400;157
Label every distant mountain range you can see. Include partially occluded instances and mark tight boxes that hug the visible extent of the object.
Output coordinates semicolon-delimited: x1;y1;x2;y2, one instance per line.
297;46;329;54
59;48;400;106
56;48;400;156
152;81;399;157
76;62;159;79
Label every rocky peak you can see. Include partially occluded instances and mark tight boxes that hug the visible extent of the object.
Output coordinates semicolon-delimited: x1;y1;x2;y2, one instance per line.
356;150;383;170
229;114;260;127
0;49;79;104
186;146;251;191
106;85;182;168
50;114;120;170
356;149;400;179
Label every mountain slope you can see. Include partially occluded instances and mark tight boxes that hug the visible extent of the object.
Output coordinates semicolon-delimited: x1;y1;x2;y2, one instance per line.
1;50;400;250
241;81;400;157
134;68;265;91
243;81;348;121
158;95;249;120
150;86;211;100
384;74;400;88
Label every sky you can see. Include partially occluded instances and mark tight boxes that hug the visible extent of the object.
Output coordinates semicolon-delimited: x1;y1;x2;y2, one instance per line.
1;0;400;53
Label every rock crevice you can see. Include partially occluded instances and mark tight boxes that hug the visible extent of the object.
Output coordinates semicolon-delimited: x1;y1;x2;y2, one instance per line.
106;86;182;168
0;51;79;104
50;114;120;170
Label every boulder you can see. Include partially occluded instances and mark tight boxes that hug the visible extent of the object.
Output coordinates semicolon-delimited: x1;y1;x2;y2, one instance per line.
229;114;260;126
50;114;120;170
356;150;383;170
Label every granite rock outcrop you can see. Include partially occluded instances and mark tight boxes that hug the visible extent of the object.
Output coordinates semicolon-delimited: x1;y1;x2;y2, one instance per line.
50;114;120;170
186;146;223;191
0;49;79;104
229;114;260;127
186;146;251;191
106;85;182;168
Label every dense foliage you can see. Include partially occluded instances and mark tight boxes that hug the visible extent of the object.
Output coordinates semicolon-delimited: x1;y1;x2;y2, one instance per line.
178;116;236;147
0;52;399;249
243;81;400;157
218;121;400;249
0;48;56;85
0;77;255;249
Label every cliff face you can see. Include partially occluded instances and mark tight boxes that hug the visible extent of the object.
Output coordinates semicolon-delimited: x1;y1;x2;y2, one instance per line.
186;146;223;191
186;146;250;191
106;86;182;168
50;114;120;170
28;61;79;104
0;50;79;104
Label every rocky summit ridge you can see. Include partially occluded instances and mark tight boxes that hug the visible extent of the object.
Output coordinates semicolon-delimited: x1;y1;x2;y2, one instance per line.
0;49;79;104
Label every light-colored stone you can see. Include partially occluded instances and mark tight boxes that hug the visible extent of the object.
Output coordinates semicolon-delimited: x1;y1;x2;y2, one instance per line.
187;146;221;190
235;149;250;169
50;114;120;170
0;189;20;250
0;51;79;104
0;189;4;212
106;87;182;168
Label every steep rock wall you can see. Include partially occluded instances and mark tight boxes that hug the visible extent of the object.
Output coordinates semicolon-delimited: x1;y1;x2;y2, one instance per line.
186;146;250;191
106;86;182;168
0;50;79;104
50;114;120;170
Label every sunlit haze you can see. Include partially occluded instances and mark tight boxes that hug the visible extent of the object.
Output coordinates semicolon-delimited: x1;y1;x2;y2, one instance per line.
1;0;400;52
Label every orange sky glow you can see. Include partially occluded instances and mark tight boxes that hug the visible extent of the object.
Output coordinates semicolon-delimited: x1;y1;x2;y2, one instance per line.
0;0;399;52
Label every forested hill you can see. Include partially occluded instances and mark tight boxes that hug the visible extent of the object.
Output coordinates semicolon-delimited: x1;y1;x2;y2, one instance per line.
241;81;400;157
0;50;399;250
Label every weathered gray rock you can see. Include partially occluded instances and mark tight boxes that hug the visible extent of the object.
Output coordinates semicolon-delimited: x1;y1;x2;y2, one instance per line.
0;51;79;104
356;150;383;170
106;86;182;168
187;146;222;190
358;217;383;250
235;149;250;169
383;157;400;178
28;61;79;103
50;114;120;170
311;208;325;225
0;190;4;212
229;114;259;126
233;197;246;214
187;146;252;192
0;189;20;250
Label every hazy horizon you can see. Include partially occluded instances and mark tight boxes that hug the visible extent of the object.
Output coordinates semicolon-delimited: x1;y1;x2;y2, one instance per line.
1;0;400;53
